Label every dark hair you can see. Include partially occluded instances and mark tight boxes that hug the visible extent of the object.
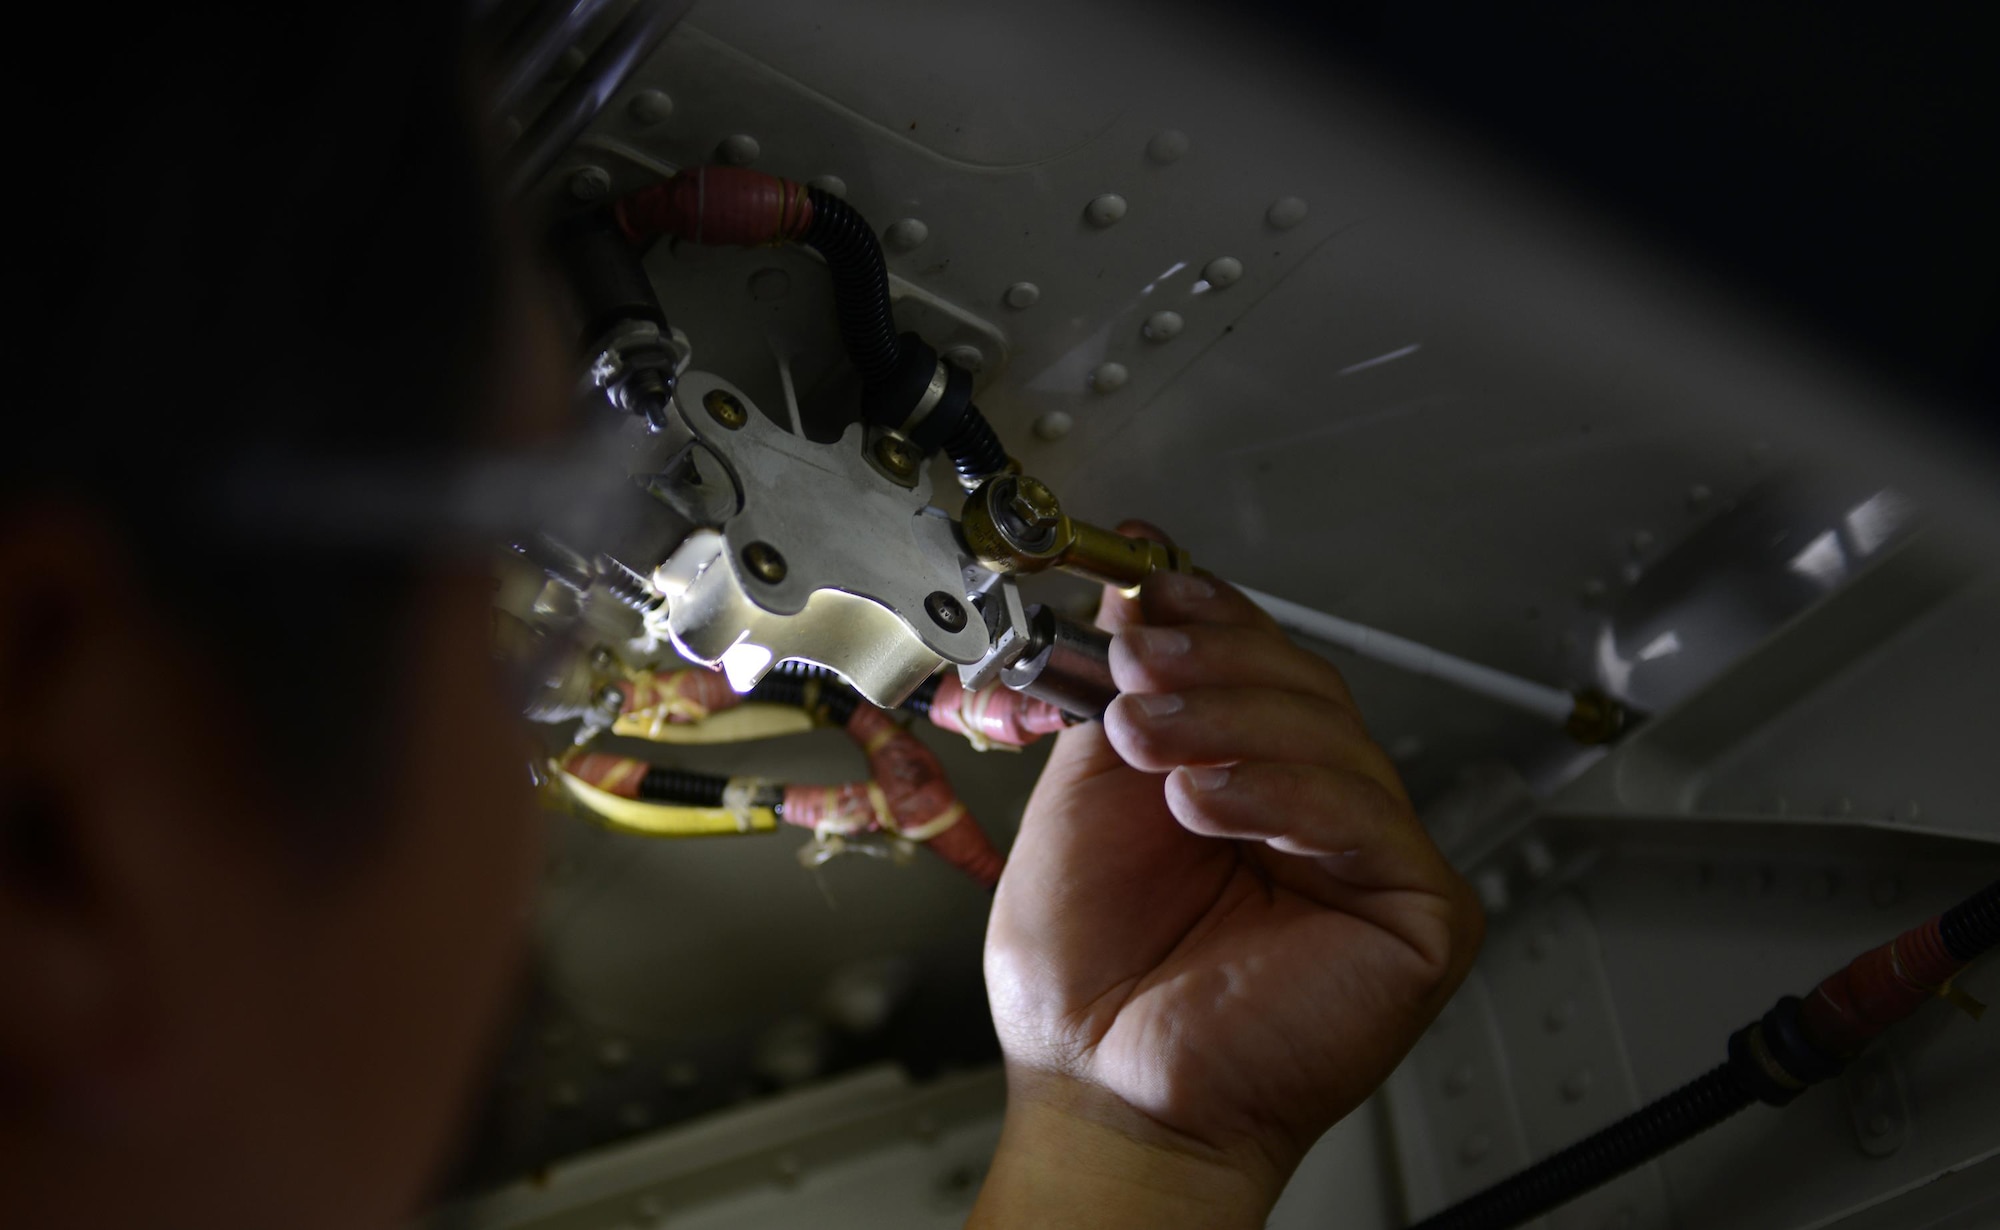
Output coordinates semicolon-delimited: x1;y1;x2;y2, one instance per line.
14;5;507;809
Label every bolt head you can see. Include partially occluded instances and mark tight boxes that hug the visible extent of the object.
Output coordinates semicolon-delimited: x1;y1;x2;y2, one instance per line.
874;435;919;477
703;388;747;429
742;542;787;584
1007;477;1062;530
925;591;968;632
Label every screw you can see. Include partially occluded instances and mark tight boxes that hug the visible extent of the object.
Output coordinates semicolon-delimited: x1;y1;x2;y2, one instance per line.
1008;477;1062;531
742;542;787;584
875;434;920;479
704;388;747;429
925;591;968;632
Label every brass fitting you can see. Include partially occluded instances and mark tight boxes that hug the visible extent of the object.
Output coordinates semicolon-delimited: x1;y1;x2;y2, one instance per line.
1565;688;1631;745
960;475;1196;591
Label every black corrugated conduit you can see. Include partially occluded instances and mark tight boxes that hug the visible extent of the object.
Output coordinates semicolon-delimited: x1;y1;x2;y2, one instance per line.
1410;876;2000;1230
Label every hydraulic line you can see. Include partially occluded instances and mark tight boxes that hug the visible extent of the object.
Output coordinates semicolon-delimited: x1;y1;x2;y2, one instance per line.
502;0;693;197
1409;877;2000;1230
1235;584;1626;743
613;167;1011;484
489;0;620;120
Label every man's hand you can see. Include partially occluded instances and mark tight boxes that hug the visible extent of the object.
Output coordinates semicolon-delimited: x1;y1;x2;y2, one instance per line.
971;550;1483;1228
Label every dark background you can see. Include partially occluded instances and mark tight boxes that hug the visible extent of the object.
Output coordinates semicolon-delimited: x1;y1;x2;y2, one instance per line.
1247;1;1998;422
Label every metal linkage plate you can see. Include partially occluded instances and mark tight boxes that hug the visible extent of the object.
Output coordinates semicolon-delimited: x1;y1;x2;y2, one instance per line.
658;371;987;705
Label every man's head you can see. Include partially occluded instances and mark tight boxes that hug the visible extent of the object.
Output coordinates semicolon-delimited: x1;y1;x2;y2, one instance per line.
3;7;557;1227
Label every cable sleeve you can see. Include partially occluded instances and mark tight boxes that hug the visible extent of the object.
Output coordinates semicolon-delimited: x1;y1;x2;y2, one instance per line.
802;186;901;389
941;404;1009;485
1941;879;2000;961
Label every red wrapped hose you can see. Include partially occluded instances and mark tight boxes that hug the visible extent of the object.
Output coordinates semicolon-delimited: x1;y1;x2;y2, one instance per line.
845;705;1005;889
927;673;1068;749
615;166;815;247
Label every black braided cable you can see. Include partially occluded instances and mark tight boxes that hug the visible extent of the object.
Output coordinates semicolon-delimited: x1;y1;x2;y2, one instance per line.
902;672;943;717
802;188;899;390
1408;1065;1755;1230
1940;879;2000;961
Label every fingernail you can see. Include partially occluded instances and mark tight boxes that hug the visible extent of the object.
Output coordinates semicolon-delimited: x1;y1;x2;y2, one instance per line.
1131;692;1184;718
1126;626;1191;657
1177;765;1230;792
1155;572;1216;603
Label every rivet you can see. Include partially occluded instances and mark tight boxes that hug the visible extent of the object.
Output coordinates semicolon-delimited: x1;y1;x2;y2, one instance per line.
627;89;674;126
1829;797;1854;817
1443;1062;1474;1097
1004;281;1041;309
944;344;986;373
1870;876;1902;908
1142;310;1184;342
884;217;930;251
1544;999;1576;1033
1033;411;1073;441
1091;362;1129;393
1084;193;1128;227
620;1101;653;1129
1620;561;1644;585
1146;129;1190;163
1630;530;1655;554
716;133;761;166
569;165;611;201
1458;1131;1493;1165
1202;256;1244;287
599;1038;631;1068
1560;1069;1593;1103
742;541;788;584
1904;800;1922;820
1579;578;1608;605
1266;196;1309;229
748;266;791;302
1687;483;1713;511
808;174;847;197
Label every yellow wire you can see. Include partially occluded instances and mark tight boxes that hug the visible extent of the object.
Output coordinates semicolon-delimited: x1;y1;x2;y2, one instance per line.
557;771;779;837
